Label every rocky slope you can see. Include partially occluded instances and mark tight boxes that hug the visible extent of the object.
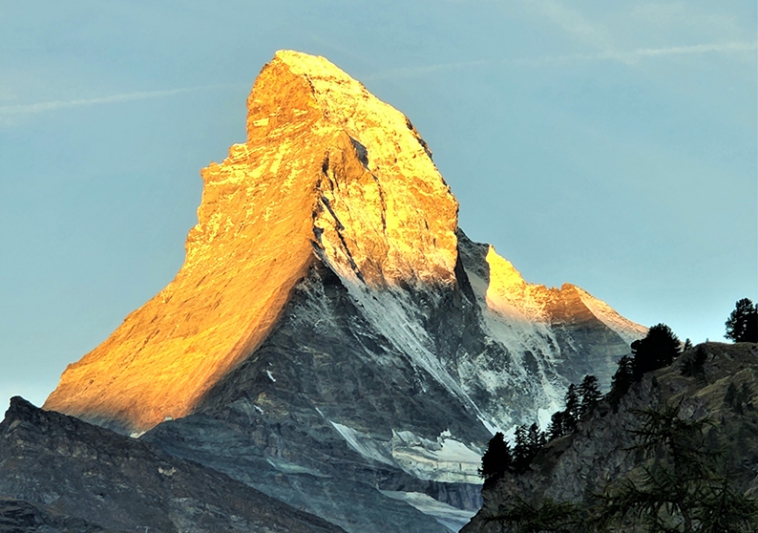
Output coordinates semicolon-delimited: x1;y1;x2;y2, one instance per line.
0;397;345;533
0;496;130;533
40;51;645;532
461;342;758;532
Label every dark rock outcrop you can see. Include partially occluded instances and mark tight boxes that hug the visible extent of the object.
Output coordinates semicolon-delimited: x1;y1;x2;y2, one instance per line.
0;496;130;533
0;397;345;533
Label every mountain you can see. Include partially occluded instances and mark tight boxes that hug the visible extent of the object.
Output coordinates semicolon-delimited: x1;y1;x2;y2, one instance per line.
461;341;758;532
0;397;345;533
35;51;645;532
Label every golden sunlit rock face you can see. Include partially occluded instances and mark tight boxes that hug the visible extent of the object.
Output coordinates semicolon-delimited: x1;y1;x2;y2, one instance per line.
483;245;645;341
44;51;460;433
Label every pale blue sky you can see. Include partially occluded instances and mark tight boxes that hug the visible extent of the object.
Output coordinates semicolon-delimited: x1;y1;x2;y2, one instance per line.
1;1;756;407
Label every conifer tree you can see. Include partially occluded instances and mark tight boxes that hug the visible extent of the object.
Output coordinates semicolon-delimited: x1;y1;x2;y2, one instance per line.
607;355;634;411
512;424;545;474
548;410;568;441
479;432;513;483
578;375;601;420
599;403;758;532
725;298;758;343
632;323;681;381
527;422;546;451
563;384;580;431
681;345;708;380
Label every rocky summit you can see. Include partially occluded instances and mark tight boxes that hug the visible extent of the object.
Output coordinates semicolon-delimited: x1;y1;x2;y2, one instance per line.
31;51;646;532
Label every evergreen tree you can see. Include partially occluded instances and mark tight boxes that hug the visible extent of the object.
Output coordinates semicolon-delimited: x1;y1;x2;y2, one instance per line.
578;375;601;420
479;432;513;483
607;355;634;412
527;422;546;450
681;345;708;380
485;496;585;533
563;384;579;431
548;410;568;441
632;323;681;381
513;424;544;474
725;298;758;343
598;403;758;532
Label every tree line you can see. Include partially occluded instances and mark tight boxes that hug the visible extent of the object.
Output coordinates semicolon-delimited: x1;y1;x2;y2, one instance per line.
476;297;758;531
479;320;681;484
487;403;758;532
480;297;757;483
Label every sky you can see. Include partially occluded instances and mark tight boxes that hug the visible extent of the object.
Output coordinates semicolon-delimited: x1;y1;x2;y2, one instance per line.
0;1;756;408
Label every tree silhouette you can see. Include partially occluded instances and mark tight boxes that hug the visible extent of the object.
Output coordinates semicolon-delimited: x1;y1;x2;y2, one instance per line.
607;355;634;412
578;375;601;420
725;299;758;343
512;424;545;474
681;345;708;381
632;324;681;381
563;384;580;432
479;432;513;483
548;410;569;441
527;422;546;450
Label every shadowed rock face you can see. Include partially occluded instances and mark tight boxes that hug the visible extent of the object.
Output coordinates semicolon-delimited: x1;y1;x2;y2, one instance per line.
0;496;132;533
0;397;345;533
138;235;641;533
39;51;646;532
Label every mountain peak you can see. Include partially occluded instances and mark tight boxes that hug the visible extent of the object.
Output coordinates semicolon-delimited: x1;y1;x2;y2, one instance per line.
39;52;648;531
44;51;461;432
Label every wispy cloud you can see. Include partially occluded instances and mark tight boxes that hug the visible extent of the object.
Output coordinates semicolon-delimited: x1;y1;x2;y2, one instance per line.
506;41;758;66
367;42;757;80
0;84;244;116
609;41;757;59
364;60;489;81
531;0;615;51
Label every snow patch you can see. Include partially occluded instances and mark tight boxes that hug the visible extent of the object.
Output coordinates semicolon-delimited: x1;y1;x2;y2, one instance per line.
329;421;395;466
329;423;484;484
379;491;476;532
390;430;483;484
266;370;276;382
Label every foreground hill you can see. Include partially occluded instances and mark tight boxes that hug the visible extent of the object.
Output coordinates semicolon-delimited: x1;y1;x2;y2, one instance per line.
462;342;758;532
0;397;345;533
